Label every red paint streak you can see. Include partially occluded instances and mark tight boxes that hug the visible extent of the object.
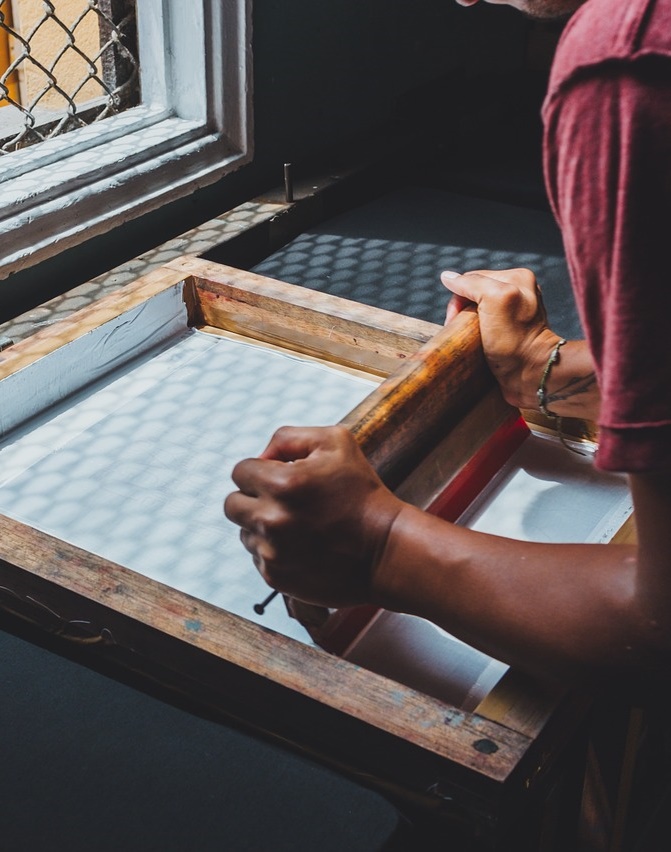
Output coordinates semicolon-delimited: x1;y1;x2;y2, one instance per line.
427;414;529;522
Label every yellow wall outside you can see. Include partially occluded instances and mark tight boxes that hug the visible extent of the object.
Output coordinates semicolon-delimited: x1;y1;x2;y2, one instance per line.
9;0;104;110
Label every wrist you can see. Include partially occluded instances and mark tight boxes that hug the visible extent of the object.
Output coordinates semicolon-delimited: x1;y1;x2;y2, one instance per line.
537;337;567;418
528;338;599;421
368;503;435;612
518;329;566;410
491;328;561;410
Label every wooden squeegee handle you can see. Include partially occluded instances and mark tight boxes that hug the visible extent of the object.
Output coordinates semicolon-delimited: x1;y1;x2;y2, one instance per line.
287;309;493;636
339;309;493;489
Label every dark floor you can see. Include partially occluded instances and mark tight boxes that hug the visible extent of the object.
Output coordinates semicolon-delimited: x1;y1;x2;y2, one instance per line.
0;617;406;852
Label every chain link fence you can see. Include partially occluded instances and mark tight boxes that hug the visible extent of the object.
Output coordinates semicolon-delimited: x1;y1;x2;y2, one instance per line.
0;0;139;156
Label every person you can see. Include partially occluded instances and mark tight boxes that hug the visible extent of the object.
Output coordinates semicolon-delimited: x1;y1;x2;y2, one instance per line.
224;0;671;700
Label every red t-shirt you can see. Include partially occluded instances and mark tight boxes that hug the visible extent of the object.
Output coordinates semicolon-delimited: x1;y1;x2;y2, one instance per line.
542;0;671;472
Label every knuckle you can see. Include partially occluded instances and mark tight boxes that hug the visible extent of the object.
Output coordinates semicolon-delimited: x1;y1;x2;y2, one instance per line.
271;463;304;497
489;285;520;311
257;503;293;537
326;424;356;457
229;459;245;486
273;424;293;442
331;424;352;444
256;539;277;568
256;545;288;587
223;493;235;519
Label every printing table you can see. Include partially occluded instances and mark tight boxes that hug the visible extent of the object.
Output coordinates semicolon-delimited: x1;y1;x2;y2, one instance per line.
0;255;635;850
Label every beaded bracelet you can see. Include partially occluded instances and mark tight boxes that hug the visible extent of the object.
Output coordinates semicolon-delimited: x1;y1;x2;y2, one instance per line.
537;338;566;418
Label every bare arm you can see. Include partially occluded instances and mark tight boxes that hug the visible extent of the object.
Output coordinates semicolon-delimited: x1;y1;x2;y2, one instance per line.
373;477;668;693
224;266;669;698
225;426;671;697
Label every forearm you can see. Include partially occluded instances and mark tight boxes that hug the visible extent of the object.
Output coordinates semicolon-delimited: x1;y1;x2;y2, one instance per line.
227;426;671;695
371;504;644;687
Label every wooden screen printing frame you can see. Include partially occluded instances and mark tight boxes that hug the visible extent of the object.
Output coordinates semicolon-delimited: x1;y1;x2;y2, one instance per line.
0;255;632;848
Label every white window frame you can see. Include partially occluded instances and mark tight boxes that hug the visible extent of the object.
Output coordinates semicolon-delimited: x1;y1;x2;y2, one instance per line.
0;0;252;275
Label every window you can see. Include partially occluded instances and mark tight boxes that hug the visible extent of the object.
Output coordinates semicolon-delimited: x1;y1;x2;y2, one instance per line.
0;0;252;275
0;0;141;154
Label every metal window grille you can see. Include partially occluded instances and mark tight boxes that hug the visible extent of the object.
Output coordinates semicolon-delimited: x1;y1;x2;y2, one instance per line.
0;0;139;156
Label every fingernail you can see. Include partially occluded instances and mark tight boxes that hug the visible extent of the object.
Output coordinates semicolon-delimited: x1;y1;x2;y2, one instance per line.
441;270;459;279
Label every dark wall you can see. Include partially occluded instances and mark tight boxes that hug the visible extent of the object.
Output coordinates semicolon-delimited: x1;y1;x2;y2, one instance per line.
0;1;531;320
249;0;527;168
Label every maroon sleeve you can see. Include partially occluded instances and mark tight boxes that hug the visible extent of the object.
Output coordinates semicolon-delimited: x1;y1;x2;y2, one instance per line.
543;62;671;472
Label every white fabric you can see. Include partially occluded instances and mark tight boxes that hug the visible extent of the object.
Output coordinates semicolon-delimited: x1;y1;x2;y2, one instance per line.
0;329;376;643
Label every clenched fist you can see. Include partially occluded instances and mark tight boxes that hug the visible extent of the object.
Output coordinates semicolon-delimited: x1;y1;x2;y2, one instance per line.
224;425;405;608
